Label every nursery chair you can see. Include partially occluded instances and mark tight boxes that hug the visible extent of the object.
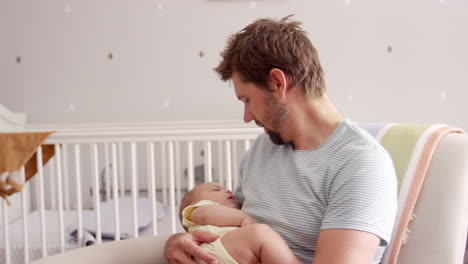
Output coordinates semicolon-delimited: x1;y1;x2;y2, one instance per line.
33;124;468;264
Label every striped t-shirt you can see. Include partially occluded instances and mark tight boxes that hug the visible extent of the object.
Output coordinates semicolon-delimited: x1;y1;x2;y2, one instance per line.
234;119;398;264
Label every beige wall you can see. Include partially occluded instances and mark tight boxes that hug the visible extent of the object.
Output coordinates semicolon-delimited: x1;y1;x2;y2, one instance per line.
1;0;467;129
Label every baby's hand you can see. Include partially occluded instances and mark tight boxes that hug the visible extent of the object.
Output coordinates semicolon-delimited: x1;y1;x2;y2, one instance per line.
240;216;256;227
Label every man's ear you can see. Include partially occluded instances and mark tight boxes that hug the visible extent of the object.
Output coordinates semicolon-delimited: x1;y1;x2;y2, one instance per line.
269;68;289;100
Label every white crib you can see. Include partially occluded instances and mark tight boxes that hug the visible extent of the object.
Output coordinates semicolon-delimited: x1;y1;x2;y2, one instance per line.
1;121;262;264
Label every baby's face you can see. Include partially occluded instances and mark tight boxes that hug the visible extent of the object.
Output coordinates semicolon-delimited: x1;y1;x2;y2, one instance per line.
194;182;239;208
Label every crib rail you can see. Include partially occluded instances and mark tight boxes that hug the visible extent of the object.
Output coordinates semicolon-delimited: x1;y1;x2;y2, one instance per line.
1;124;262;264
26;120;256;132
42;128;261;144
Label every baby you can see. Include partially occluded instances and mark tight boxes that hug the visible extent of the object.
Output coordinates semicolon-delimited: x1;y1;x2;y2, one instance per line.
180;182;299;264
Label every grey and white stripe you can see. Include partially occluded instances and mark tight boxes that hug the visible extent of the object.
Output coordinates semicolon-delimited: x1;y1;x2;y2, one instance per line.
235;120;397;264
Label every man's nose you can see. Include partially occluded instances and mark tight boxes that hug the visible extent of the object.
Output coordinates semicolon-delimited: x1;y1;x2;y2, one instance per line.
243;105;254;123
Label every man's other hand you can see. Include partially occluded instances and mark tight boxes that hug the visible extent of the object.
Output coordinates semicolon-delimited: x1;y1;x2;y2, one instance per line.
164;231;220;264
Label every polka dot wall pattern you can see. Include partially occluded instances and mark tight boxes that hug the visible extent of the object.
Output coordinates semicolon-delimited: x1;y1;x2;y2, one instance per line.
0;0;466;129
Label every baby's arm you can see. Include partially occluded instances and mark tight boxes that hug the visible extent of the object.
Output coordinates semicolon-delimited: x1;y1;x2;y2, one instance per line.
190;204;254;227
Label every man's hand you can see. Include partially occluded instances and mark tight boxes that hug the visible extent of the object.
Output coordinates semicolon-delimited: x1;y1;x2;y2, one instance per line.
164;231;220;264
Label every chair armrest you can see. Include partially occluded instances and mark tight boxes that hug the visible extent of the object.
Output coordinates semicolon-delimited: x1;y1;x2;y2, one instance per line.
397;133;468;264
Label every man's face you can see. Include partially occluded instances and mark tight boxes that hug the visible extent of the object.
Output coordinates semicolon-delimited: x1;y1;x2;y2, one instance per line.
232;72;289;145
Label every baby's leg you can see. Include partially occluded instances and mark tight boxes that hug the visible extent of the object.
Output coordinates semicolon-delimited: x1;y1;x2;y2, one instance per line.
221;223;300;264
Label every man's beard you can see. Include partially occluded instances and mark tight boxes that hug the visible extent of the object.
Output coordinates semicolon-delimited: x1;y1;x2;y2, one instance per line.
262;93;289;145
268;131;285;145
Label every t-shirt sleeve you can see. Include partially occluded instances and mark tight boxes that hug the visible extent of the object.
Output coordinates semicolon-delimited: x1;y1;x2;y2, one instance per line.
321;147;398;246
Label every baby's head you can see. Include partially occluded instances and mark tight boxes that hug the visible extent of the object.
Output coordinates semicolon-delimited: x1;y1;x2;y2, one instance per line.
180;182;239;222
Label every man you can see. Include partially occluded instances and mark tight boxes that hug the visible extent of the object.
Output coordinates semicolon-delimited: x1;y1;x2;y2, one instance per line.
165;15;397;264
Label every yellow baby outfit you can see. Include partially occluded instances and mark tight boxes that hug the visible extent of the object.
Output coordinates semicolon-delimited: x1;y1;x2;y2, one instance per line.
182;200;239;264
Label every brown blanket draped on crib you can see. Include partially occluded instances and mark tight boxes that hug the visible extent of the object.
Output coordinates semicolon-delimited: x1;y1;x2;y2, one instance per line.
0;131;55;204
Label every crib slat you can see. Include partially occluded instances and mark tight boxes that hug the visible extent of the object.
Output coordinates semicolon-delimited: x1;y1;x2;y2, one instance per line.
111;143;121;241
62;144;70;210
243;139;250;152
54;144;66;252
49;159;56;210
175;141;181;206
224;141;232;191
37;146;47;257
146;145;151;200
161;142;167;206
74;144;83;246
231;140;238;191
104;143;111;201
91;144;102;244
147;142;158;236
204;141;213;182
187;141;195;190
240;140;250;192
130;143;139;238
20;167;29;264
3;199;10;264
118;143;125;197
218;141;224;187
168;142;176;234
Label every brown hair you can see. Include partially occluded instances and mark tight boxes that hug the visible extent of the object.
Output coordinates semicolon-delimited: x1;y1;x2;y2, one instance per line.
214;15;326;97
